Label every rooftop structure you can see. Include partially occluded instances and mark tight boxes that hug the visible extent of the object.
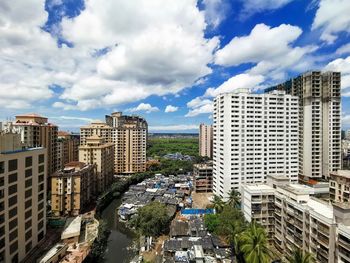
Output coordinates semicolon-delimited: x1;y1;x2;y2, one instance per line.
61;216;82;242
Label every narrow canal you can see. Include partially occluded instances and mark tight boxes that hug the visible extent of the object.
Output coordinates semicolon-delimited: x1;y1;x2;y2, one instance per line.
101;198;138;263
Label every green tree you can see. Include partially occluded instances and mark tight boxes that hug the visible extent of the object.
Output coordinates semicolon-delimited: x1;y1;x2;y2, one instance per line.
132;202;170;236
211;195;225;213
227;189;241;208
239;221;270;263
87;221;111;262
287;248;315;263
204;214;220;233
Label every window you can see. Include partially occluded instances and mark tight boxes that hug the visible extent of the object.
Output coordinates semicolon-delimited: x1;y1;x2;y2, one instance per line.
25;157;32;168
9;218;17;230
0;162;4;174
25;210;31;220
38;201;44;211
25;169;32;178
9;229;17;242
25;229;32;241
25;219;31;229
25;199;32;209
39;154;45;164
10;240;18;254
9;207;17;218
38;174;44;182
8;159;17;172
38;211;44;221
25;189;32;199
8;173;17;184
9;185;17;195
25;242;32;253
8;195;17;207
25;179;32;188
38;165;45;173
37;231;44;242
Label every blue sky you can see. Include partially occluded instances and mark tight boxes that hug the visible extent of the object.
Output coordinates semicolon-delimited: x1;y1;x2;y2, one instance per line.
1;0;350;132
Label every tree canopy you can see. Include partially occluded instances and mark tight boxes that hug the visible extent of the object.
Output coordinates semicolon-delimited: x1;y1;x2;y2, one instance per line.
132;201;171;237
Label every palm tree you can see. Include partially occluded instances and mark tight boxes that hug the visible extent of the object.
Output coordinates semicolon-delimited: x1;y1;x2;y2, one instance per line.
211;195;225;213
227;189;241;208
287;248;315;263
239;221;270;263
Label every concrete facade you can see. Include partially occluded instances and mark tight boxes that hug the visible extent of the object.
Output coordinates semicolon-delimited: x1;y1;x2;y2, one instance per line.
266;71;341;180
0;132;47;263
51;162;96;216
193;162;213;193
213;90;299;199
79;136;114;193
80;112;147;175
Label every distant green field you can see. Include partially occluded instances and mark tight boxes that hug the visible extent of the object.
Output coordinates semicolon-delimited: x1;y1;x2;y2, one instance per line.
147;137;199;157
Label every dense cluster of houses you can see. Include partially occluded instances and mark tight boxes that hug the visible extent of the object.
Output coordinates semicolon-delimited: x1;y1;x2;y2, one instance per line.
163;152;193;161
162;213;231;263
118;174;193;221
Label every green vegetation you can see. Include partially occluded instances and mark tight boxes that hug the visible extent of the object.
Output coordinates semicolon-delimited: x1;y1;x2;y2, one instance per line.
131;201;171;236
287;248;315;263
85;221;111;263
147;137;209;175
205;194;272;263
147;137;199;158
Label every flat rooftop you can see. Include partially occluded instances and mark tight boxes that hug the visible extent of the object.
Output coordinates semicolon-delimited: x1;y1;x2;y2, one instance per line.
38;243;67;263
332;170;350;179
307;198;333;219
280;184;314;195
243;184;274;192
61;216;82;240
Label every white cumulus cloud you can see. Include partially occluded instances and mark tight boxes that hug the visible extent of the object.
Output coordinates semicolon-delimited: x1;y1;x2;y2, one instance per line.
126;103;159;113
324;56;350;94
165;105;179;113
312;0;350;44
215;23;317;81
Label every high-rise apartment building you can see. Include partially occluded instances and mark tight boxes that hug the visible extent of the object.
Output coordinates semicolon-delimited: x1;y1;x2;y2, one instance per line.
79;135;114;193
199;124;213;159
4;113;58;177
57;131;79;170
213;90;299;198
0;132;47;263
266;71;341;180
80;120;113;145
51;162;96;216
105;112;147;174
80;112;147;174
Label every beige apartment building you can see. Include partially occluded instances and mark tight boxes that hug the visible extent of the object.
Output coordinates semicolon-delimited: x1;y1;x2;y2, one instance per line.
4;113;58;177
79;136;114;193
57;131;79;170
80;112;147;174
193;162;213;193
0;132;47;263
199;124;213;159
266;71;341;180
242;179;350;263
330;170;350;203
51;162;96;216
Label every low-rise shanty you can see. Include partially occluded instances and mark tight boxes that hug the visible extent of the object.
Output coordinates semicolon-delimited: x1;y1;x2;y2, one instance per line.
163;215;231;262
118;174;193;221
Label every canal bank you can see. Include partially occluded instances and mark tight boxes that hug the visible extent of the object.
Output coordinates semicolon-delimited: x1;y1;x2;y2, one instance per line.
101;198;138;263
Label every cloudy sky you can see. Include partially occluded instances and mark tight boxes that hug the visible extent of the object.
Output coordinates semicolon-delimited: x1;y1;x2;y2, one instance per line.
1;0;350;132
